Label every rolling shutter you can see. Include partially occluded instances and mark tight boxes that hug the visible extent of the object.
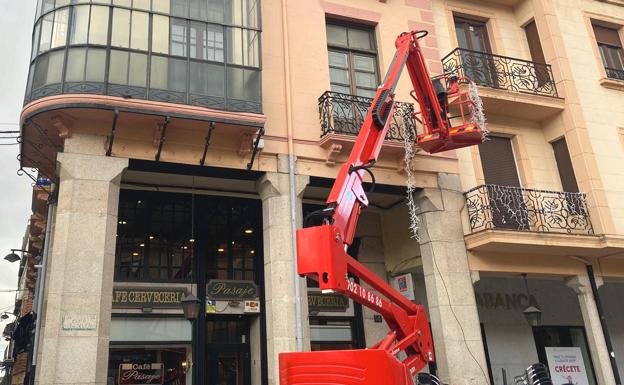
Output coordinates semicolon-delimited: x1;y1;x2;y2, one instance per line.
478;136;521;186
552;137;579;193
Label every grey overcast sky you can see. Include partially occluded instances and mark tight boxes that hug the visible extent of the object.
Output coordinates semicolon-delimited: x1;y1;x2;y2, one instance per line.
0;0;38;360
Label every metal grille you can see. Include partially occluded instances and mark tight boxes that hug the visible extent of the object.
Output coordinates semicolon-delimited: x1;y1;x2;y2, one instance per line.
442;48;559;98
318;91;416;141
464;184;593;234
606;67;624;81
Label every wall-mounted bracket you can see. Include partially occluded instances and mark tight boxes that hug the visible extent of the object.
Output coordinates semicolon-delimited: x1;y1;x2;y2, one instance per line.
199;122;215;166
155;116;171;162
106;109;119;156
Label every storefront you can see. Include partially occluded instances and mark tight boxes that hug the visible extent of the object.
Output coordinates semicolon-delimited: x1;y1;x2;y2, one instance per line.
108;186;266;385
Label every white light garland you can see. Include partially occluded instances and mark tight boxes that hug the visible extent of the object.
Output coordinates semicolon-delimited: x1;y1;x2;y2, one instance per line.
402;119;420;241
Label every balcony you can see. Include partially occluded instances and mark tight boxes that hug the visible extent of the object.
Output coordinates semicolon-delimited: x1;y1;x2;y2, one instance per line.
465;185;593;235
319;91;415;142
441;48;564;120
605;67;624;81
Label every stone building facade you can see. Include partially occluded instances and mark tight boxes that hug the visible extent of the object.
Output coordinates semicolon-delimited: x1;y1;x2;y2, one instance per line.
7;1;624;385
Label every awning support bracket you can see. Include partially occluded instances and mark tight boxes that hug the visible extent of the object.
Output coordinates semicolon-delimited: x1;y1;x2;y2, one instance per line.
155;116;170;162
199;122;215;166
246;127;265;170
106;109;119;156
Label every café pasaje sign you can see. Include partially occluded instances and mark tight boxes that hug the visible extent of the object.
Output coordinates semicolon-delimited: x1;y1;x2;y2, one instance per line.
118;363;163;385
112;288;186;308
206;280;258;300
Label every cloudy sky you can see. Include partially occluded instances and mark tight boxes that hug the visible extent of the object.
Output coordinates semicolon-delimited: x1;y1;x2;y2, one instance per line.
0;0;38;360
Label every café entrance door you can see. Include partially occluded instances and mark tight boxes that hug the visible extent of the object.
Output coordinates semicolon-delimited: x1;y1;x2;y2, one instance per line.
206;316;251;385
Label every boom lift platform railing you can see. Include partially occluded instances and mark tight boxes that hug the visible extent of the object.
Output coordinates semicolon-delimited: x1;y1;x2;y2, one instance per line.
279;30;485;385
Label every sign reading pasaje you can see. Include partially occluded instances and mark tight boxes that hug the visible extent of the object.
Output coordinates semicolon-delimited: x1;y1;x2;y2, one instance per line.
206;280;259;300
308;293;348;312
118;363;164;385
112;288;186;308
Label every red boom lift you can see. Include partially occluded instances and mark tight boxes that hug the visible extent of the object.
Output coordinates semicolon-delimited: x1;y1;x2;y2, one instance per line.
279;30;485;385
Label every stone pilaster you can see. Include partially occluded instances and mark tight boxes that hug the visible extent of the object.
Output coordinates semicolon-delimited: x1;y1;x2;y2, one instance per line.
565;275;616;385
36;152;127;385
416;173;489;385
256;170;310;385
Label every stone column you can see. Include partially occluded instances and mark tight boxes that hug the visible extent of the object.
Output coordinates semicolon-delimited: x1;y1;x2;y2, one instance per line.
256;168;310;385
416;173;489;385
36;152;127;385
565;275;616;385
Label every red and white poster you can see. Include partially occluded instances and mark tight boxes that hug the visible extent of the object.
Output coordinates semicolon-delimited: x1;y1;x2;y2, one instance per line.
545;347;590;385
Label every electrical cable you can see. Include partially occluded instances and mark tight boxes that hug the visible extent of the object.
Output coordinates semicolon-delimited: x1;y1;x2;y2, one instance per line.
420;217;491;385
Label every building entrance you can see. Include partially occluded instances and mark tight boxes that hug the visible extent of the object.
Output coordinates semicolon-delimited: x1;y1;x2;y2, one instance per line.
206;317;251;385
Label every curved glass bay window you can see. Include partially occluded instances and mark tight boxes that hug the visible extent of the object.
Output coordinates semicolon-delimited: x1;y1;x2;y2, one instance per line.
26;0;262;113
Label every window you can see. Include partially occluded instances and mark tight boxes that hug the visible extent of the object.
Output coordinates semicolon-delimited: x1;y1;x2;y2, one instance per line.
524;20;550;87
65;48;106;82
326;22;378;98
109;50;148;87
551;137;579;193
32;51;64;90
310;318;355;351
454;16;497;87
108;347;188;385
151;56;188;92
592;23;624;79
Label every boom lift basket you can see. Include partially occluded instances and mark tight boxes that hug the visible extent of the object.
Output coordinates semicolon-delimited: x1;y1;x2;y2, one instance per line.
415;75;485;154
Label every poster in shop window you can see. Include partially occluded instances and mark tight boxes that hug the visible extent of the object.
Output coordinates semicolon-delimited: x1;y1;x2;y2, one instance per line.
118;363;164;385
545;347;590;385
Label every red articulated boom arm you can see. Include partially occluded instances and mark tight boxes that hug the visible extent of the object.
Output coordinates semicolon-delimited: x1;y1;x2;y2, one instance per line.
279;31;484;385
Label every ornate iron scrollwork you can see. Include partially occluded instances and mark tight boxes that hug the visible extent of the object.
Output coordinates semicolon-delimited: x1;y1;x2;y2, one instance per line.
318;91;416;141
442;48;559;98
464;184;593;234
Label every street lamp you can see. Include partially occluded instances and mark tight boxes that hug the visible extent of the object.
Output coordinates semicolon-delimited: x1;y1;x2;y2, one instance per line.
4;249;34;263
523;306;543;327
181;294;201;321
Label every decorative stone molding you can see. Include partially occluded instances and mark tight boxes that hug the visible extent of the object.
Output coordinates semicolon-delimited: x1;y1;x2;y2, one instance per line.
51;115;73;138
325;143;343;166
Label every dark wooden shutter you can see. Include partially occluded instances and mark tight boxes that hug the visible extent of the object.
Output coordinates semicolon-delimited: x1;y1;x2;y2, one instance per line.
479;136;521;186
552;137;579;193
525;21;546;64
593;25;622;47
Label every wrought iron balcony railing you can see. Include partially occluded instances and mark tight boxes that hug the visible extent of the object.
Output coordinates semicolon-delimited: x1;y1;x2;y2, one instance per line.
605;67;624;81
318;91;416;141
464;185;593;235
442;48;559;98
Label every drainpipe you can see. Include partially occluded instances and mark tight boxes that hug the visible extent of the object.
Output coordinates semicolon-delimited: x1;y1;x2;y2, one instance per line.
586;264;621;385
30;199;55;382
281;0;303;351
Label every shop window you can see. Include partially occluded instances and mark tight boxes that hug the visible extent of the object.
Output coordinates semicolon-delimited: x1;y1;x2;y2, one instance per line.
108;347;188;385
326;21;378;98
111;318;192;342
592;23;624;79
310;318;355;351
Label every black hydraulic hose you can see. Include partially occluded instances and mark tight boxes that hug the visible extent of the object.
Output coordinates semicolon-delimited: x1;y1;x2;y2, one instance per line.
586;264;621;385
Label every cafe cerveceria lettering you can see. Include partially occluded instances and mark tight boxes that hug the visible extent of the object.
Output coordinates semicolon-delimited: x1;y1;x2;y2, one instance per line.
112;288;186;308
206;280;259;300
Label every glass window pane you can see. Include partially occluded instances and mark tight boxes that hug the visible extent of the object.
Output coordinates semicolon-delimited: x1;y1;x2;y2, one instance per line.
207;24;224;61
85;49;106;81
70;5;89;45
113;0;131;6
152;0;170;13
330;84;350;94
328;51;348;68
128;52;147;86
130;11;149;50
89;6;109;45
111;8;131;48
354;55;375;72
171;0;188;17
329;68;349;85
190;22;206;60
227;67;259;102
65;48;87;81
42;0;54;14
152;15;170;54
356;88;375;98
348;28;372;50
56;0;70;7
355;71;376;88
133;0;150;10
46;50;64;84
170;18;187;57
190;61;224;96
151;56;187;92
327;24;347;46
39;13;54;53
26;63;35;96
51;9;69;49
109;50;129;84
207;0;224;23
226;0;259;28
227;27;259;67
190;0;207;21
32;23;41;61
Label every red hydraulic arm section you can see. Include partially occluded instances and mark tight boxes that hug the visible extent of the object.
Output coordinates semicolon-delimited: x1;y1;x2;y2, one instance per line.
279;31;484;385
